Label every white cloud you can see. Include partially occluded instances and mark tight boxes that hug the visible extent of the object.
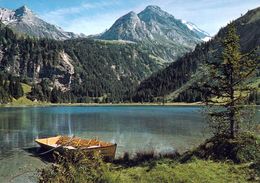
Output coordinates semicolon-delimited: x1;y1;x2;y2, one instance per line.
39;0;260;36
40;0;120;33
43;1;116;17
63;9;134;35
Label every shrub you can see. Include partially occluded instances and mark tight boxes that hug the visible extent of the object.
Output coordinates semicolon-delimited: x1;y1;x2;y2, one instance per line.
180;132;260;163
39;150;109;183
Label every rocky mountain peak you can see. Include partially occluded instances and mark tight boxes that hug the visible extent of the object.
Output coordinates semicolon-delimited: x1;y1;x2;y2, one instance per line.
15;5;35;17
15;5;32;16
97;5;211;62
126;11;138;17
144;5;164;13
14;5;35;22
119;11;140;23
99;10;147;41
139;5;173;20
0;5;85;40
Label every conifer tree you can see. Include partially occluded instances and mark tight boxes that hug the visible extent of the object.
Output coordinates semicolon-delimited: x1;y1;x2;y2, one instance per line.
14;80;24;99
9;77;24;99
50;87;60;103
200;24;259;138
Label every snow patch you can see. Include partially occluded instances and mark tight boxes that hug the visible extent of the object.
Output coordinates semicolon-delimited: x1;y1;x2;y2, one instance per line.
202;36;211;42
0;8;16;24
181;19;211;39
186;22;209;35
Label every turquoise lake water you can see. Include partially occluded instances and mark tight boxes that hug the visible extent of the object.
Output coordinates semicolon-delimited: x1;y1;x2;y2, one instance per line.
0;106;258;182
0;106;206;157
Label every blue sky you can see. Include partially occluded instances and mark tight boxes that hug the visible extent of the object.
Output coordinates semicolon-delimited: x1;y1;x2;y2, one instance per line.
1;0;259;36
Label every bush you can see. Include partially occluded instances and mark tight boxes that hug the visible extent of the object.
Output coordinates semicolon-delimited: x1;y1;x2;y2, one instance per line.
180;132;260;163
39;150;109;183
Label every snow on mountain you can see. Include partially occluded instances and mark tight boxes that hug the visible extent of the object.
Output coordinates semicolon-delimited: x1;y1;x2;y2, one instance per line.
97;5;211;62
99;5;211;44
202;36;211;42
181;20;211;41
0;8;16;23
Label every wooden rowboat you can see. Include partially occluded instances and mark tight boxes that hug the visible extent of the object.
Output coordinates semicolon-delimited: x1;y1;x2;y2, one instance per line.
35;136;117;160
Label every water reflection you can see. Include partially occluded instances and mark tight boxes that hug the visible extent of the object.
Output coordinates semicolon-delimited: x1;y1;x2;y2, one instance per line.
0;106;207;157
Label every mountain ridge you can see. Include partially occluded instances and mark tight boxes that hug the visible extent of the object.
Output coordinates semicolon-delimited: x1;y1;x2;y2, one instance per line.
0;5;210;63
97;5;210;62
133;6;260;102
0;5;86;40
99;5;210;42
0;22;165;103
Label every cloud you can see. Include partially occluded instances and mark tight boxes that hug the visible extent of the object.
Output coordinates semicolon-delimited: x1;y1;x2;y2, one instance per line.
63;9;134;35
40;0;120;32
43;1;116;17
39;0;260;36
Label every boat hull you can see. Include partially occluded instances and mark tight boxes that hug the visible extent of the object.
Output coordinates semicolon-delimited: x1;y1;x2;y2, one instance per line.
35;136;117;160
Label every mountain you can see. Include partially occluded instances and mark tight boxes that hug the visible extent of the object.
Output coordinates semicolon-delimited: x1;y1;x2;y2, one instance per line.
96;5;210;62
0;6;85;40
0;23;164;103
181;20;211;41
133;7;260;103
99;11;147;42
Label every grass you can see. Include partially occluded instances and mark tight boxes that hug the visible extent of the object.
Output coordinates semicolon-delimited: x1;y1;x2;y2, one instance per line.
4;83;50;106
106;159;252;183
21;83;32;94
9;83;37;105
9;83;34;105
39;153;258;183
11;96;35;105
39;133;260;183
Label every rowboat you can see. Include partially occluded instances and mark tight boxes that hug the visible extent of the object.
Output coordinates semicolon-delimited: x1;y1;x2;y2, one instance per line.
35;136;117;160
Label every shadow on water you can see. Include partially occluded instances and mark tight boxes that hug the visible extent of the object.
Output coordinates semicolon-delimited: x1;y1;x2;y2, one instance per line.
23;147;56;163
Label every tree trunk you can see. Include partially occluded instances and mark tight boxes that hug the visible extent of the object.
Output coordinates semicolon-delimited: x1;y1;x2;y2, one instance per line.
229;106;235;138
229;66;235;139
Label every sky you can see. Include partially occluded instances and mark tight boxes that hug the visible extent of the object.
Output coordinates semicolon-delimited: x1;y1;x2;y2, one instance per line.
1;0;259;36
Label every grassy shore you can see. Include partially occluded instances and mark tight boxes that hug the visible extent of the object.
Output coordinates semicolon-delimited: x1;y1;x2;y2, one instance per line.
0;83;205;107
39;133;260;183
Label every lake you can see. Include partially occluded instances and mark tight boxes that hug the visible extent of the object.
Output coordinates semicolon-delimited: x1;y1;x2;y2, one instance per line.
0;105;258;182
0;106;206;156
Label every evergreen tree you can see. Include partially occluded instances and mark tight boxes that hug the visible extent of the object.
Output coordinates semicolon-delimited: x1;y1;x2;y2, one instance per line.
50;87;60;103
199;24;259;138
8;77;24;99
0;87;10;103
0;74;3;87
3;80;9;93
14;80;24;99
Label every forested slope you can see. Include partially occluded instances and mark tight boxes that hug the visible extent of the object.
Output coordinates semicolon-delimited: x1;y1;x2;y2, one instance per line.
133;7;260;103
0;23;164;103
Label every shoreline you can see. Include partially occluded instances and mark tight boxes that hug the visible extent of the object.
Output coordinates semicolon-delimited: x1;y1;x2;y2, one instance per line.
0;102;204;107
1;102;259;108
